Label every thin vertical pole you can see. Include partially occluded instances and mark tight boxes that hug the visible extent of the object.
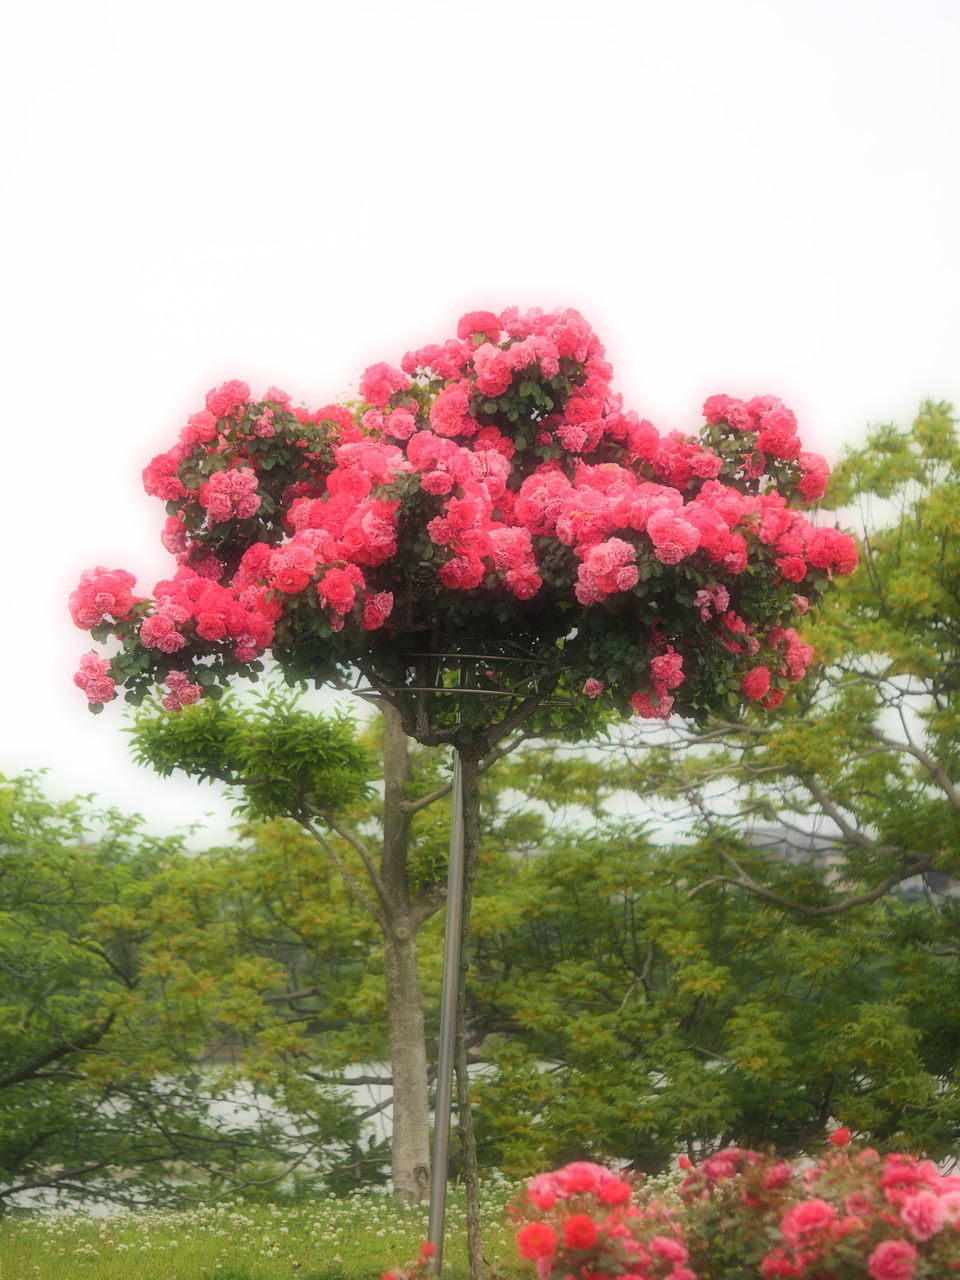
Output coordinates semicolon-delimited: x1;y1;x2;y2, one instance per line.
427;750;465;1271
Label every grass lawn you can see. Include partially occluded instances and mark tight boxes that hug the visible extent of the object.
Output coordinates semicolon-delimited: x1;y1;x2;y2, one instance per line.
0;1186;520;1280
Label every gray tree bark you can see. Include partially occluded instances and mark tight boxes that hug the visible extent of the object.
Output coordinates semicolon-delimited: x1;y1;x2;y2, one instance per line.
382;926;431;1205
380;702;432;1204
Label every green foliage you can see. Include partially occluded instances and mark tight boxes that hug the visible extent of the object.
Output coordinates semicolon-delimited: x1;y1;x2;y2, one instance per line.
0;773;365;1212
467;824;960;1173
131;685;373;820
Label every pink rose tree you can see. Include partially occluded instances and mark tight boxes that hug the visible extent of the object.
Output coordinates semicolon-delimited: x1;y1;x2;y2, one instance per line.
70;307;854;745
69;307;856;1274
511;1141;960;1280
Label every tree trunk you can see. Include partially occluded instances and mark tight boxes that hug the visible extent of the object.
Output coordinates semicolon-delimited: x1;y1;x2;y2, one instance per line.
379;701;432;1204
383;925;431;1206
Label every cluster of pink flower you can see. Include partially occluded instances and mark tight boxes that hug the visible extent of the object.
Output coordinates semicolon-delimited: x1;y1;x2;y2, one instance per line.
69;566;141;631
198;465;261;523
513;1161;693;1280
160;670;203;713
73;650;117;704
629;646;687;719
674;1135;960;1279
148;569;279;661
70;307;857;715
513;1140;960;1280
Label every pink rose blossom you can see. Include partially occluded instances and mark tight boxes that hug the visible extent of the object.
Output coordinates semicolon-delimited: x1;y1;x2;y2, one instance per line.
651;648;684;691
701;1150;741;1182
630;690;674;720
647;509;700;564
867;1239;918;1280
702;394;734;425
384;408;417;440
205;379;251;419
359;362;410;408
780;1197;837;1245
473;342;513;396
199;467;261;523
362;592;394;630
317;565;365;615
161;670;203;712
562;1214;598;1250
180;409;218;446
741;666;771;701
807;526;859;575
457;310;501;343
429;382;474;437
649;1235;688;1263
142;446;188;501
70;566;140;629
798;451;830;501
764;1161;793;1190
899;1189;945;1240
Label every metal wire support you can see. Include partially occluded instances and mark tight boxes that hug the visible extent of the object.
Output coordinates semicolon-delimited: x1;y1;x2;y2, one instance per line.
426;750;465;1272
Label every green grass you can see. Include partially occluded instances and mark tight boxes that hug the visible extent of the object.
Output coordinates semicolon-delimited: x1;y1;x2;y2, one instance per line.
0;1186;520;1280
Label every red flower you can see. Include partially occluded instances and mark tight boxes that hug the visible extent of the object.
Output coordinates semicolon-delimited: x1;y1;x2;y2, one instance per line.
597;1177;632;1205
516;1222;558;1260
828;1127;852;1147
563;1214;599;1250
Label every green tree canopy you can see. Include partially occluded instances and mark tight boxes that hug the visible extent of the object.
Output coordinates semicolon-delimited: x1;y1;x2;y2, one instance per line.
467;819;960;1174
0;774;362;1212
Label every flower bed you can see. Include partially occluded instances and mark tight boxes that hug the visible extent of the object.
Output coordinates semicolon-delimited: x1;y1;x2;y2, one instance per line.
508;1137;960;1279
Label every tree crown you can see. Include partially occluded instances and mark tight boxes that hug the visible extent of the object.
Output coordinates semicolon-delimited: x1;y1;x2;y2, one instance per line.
70;307;856;748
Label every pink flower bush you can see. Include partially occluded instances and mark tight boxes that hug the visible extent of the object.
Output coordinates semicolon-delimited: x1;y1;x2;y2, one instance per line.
512;1160;690;1280
511;1141;960;1280
69;307;857;732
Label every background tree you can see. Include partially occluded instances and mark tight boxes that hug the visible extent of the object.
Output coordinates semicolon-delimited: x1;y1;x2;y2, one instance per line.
0;773;361;1212
602;401;960;917
466;815;960;1173
130;687;495;1205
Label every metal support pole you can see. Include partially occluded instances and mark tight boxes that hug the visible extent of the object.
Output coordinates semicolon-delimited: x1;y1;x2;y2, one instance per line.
427;751;465;1271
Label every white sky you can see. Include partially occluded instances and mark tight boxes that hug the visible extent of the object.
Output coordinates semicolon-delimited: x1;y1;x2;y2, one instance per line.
3;0;958;844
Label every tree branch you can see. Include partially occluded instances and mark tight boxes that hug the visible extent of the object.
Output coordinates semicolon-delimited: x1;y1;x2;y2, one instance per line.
294;813;386;927
0;1015;116;1092
865;727;960;812
399;732;533;817
799;775;879;850
688;849;938;917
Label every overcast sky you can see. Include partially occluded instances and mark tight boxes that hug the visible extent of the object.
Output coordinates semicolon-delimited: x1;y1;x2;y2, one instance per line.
3;0;958;843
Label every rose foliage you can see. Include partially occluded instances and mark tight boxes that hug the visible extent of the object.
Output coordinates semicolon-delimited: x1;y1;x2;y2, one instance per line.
511;1141;960;1280
70;307;856;743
